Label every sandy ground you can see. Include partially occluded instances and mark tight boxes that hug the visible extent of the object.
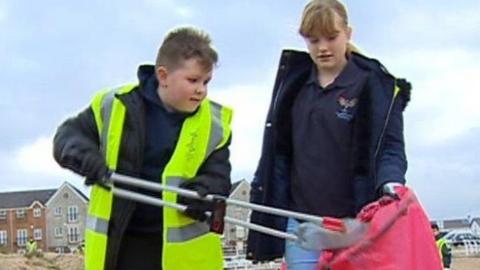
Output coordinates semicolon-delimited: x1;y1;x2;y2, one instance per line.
451;256;480;270
0;253;83;270
0;253;479;269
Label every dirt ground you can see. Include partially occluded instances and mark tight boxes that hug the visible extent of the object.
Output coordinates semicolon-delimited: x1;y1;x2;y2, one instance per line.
0;253;83;270
0;253;479;269
451;256;480;270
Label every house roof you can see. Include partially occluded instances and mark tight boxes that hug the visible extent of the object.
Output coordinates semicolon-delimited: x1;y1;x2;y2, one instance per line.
471;218;480;226
231;181;243;193
0;188;57;209
230;179;249;194
71;185;89;201
442;219;471;229
45;181;89;206
0;181;89;209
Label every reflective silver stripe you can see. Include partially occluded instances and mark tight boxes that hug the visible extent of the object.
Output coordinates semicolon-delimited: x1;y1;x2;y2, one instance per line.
162;101;224;243
207;102;224;156
99;88;119;157
167;221;210;242
86;215;109;235
167;177;187;187
165;176;210;242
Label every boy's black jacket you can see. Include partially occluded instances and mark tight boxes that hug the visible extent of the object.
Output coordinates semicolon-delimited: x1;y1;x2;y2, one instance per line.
53;66;231;269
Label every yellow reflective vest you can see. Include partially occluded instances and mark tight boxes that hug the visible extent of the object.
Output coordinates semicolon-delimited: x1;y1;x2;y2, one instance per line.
26;240;37;254
85;84;232;270
436;237;448;266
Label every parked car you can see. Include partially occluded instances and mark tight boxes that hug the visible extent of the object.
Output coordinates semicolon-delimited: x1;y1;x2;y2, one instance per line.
223;255;253;269
444;231;480;246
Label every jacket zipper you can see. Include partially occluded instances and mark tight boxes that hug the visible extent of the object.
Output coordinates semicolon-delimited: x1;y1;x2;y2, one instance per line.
372;81;397;184
272;64;287;116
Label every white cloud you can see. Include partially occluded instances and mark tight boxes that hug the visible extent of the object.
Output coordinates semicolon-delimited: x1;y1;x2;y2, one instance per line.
144;0;194;18
0;2;7;23
375;2;480;145
387;48;480;145
398;4;480;43
210;82;273;179
9;82;273;184
408;155;480;219
0;136;83;192
176;7;193;18
12;136;68;178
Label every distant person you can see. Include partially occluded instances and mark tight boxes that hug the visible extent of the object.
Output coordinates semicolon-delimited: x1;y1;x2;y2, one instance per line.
53;26;232;270
432;223;452;269
25;237;37;257
247;0;411;269
77;240;85;255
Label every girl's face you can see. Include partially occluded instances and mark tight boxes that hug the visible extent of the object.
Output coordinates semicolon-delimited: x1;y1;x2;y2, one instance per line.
304;12;352;73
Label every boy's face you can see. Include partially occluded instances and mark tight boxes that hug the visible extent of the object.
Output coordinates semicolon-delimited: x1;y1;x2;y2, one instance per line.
156;58;212;113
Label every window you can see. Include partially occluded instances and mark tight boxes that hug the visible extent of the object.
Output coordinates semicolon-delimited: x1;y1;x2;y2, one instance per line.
16;209;26;219
54;227;63;238
33;228;42;240
68;227;80;243
0;230;7;245
54;207;62;216
33;208;41;218
0;210;6;220
67;206;79;223
17;229;28;246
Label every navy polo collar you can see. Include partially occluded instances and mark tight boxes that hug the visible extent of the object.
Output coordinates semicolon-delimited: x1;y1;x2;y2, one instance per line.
306;57;363;89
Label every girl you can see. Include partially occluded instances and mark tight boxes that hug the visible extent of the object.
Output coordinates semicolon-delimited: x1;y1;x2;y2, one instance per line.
247;1;410;269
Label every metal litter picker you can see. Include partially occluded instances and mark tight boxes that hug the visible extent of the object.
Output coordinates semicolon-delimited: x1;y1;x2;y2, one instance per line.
109;173;368;251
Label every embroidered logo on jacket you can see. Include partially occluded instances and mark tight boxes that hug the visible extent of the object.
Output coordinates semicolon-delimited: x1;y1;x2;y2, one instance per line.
336;95;358;121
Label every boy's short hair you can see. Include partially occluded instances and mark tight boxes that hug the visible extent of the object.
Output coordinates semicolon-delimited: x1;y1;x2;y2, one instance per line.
431;223;439;230
156;26;218;71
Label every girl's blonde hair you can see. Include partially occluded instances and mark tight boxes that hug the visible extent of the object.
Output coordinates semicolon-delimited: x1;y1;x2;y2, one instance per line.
299;0;358;54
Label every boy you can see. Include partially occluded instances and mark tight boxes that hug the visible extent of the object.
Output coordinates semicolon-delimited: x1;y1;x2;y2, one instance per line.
432;223;452;269
53;26;232;270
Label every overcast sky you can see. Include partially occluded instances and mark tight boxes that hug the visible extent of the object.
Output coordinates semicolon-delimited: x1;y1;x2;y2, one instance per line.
1;0;479;220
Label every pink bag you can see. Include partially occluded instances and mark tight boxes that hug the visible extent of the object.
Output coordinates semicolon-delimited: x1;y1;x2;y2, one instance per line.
317;187;443;270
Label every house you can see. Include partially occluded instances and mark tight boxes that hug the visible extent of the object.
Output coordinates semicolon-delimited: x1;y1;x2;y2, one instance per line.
0;182;88;254
0;188;55;253
432;218;471;232
45;182;89;253
223;179;250;254
471;218;480;236
432;217;480;237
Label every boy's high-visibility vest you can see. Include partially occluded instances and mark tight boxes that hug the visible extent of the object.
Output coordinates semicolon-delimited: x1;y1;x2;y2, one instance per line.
85;84;232;270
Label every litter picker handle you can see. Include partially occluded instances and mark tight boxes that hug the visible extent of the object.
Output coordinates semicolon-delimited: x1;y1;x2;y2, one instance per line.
113;188;186;211
111;173;326;226
112;187;298;241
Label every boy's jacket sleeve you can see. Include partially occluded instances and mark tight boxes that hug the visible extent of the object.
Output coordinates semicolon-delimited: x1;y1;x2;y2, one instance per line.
193;135;232;196
53;107;103;178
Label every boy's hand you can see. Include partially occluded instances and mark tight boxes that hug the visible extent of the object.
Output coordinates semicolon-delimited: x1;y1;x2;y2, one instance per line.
82;153;111;189
180;181;210;197
178;181;214;221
